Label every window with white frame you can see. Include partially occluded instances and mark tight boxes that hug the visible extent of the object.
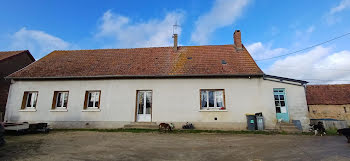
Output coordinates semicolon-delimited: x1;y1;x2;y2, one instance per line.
84;91;100;109
54;91;69;109
200;89;225;110
25;92;38;109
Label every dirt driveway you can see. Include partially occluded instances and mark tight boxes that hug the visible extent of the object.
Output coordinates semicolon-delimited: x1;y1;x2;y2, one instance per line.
0;131;349;161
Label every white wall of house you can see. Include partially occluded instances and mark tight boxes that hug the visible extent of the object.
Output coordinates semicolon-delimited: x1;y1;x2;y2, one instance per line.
5;78;309;131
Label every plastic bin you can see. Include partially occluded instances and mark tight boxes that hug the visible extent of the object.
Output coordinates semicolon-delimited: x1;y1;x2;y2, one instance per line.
256;116;264;130
246;115;256;131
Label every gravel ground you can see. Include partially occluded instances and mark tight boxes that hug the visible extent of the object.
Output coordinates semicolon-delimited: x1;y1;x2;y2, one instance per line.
0;131;349;161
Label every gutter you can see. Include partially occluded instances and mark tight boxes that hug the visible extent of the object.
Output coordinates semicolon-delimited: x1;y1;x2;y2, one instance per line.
6;74;264;81
263;74;308;86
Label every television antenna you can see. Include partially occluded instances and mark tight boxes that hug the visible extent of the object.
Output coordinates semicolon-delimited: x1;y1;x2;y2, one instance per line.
173;21;180;35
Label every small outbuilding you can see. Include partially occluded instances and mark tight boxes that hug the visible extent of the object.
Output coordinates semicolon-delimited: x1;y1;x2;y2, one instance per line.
306;84;350;126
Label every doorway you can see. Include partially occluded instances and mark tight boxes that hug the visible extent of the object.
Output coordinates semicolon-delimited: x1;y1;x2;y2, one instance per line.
136;90;152;122
273;88;289;122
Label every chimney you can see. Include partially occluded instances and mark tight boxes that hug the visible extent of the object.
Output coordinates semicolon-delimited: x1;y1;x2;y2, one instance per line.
173;34;178;51
234;30;242;50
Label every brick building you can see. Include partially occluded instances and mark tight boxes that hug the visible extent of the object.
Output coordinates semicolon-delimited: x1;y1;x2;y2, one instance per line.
0;50;35;121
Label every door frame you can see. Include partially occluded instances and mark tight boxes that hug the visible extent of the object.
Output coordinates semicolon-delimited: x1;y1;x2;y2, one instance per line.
134;90;153;122
273;88;290;122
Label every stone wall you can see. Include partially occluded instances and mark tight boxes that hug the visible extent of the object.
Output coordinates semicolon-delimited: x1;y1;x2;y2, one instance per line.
308;104;350;125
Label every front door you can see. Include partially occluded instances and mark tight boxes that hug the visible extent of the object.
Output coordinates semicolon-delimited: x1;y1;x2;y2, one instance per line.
136;91;152;122
273;89;289;122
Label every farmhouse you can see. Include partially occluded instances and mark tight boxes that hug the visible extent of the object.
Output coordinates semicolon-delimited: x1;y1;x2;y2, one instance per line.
306;84;350;125
4;30;310;131
0;50;35;121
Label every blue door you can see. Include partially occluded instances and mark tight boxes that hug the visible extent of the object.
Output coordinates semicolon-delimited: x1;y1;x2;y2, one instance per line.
273;89;289;122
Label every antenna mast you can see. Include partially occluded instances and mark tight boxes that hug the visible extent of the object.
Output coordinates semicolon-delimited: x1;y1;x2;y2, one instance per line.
173;21;180;35
172;21;180;52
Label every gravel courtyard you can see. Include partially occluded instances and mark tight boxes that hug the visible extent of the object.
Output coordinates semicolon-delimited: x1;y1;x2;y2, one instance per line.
0;131;349;161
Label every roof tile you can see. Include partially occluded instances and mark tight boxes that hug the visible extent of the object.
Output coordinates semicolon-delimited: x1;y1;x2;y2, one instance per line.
0;50;29;61
8;45;263;78
306;84;350;105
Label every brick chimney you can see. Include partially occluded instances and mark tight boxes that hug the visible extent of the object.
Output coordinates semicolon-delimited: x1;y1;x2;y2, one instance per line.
173;34;178;52
234;30;242;50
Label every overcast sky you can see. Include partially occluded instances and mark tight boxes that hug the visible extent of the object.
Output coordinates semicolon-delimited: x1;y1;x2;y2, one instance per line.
1;0;350;84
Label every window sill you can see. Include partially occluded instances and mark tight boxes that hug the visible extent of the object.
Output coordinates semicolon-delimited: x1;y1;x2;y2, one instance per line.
19;109;37;112
81;109;101;112
199;109;228;112
50;109;68;112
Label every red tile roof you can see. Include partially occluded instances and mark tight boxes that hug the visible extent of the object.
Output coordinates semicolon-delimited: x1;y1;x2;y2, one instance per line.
0;50;34;62
306;84;350;105
8;45;263;79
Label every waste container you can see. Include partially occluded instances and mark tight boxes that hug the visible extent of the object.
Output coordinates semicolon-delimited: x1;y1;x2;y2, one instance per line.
256;116;264;130
254;112;264;131
246;114;256;131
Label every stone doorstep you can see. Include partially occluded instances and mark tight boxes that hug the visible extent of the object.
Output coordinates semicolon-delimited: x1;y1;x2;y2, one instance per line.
280;125;298;128
279;122;294;125
129;122;157;125
279;123;298;127
281;127;301;132
124;122;159;129
124;125;159;129
277;122;302;133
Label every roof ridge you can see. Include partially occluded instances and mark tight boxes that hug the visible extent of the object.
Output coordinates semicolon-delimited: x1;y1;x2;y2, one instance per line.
0;50;28;53
52;44;234;52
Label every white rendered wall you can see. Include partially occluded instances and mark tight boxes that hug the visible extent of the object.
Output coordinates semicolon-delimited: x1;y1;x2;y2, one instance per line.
5;78;309;130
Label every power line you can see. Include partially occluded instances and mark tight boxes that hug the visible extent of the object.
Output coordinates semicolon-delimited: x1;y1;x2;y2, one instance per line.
303;79;350;82
285;78;350;82
254;32;350;61
273;65;350;72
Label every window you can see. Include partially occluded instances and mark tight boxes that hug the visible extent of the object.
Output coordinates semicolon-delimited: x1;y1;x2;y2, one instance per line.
84;91;101;109
52;91;69;109
200;89;225;110
21;91;38;109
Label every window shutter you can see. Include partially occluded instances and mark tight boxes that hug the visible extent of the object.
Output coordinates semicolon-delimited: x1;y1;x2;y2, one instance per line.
21;92;28;109
52;92;58;109
83;91;88;109
98;92;101;109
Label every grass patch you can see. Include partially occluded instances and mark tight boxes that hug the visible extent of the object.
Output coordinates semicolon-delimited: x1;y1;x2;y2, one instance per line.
53;128;159;133
326;128;338;136
52;128;314;135
170;129;281;135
